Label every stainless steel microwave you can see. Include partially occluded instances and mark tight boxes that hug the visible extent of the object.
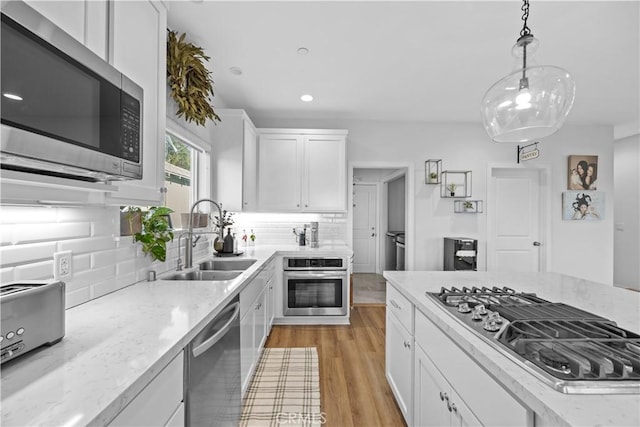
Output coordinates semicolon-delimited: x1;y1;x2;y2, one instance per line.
0;1;143;182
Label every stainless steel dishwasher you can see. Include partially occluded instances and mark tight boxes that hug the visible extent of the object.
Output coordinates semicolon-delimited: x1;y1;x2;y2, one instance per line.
185;295;241;426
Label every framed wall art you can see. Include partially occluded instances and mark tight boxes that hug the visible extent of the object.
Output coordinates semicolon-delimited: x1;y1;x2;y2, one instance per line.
567;155;598;191
562;191;604;221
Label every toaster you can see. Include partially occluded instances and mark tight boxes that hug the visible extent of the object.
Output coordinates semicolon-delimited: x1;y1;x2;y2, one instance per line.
1;280;65;364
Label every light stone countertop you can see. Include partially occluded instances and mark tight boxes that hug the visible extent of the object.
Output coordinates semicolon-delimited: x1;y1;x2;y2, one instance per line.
383;270;640;427
0;244;351;427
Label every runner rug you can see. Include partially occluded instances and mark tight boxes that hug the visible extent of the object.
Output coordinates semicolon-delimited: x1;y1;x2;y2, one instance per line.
239;347;321;427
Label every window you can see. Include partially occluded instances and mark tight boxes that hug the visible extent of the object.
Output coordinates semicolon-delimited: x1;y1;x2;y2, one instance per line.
164;131;209;229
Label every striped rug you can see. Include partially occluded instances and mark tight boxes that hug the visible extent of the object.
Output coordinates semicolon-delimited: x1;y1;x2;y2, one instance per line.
239;347;321;427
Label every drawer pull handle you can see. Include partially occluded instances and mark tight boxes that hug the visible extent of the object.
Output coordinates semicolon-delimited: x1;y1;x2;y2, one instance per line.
390;299;401;310
440;391;448;402
451;403;457;413
403;340;411;349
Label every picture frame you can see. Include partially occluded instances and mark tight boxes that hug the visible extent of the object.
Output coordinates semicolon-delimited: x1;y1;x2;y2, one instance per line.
567;155;598;191
562;191;604;221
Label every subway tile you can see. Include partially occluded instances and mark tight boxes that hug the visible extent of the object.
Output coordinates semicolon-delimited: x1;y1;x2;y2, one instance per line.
116;259;136;276
115;273;137;292
90;278;120;300
15;261;54;280
13;222;91;244
1;267;15;284
73;254;92;273
0;206;58;224
64;265;116;292
92;249;118;269
58;236;115;254
0;242;57;266
66;287;91;309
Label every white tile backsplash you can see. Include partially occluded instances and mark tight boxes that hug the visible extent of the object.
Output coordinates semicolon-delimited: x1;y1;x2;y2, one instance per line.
229;212;348;246
0;205;213;308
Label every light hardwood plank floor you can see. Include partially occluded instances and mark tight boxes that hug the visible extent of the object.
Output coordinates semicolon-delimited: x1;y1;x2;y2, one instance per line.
265;306;406;427
352;273;386;305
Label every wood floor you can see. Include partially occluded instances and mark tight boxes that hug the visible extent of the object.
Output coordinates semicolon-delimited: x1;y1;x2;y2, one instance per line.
265;306;406;427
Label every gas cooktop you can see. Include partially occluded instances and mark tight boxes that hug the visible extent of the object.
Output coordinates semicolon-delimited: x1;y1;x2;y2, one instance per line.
426;286;640;394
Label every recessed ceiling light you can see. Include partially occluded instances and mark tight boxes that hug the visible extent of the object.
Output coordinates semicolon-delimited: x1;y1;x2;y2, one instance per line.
3;93;23;101
300;94;313;102
297;47;309;56
229;66;243;76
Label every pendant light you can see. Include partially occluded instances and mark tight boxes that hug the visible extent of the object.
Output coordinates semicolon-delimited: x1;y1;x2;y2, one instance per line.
481;0;576;143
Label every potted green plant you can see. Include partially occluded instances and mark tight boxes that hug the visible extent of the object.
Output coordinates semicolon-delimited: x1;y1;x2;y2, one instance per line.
447;183;457;197
463;201;474;212
133;206;174;262
429;172;438;183
120;206;143;236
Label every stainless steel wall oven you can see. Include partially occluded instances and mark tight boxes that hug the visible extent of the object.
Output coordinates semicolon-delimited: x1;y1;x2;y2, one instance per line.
283;257;348;316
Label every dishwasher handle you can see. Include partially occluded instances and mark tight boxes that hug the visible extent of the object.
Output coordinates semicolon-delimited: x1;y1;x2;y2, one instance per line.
192;302;240;358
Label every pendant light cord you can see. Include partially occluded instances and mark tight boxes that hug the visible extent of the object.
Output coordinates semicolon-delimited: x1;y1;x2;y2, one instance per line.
519;0;532;85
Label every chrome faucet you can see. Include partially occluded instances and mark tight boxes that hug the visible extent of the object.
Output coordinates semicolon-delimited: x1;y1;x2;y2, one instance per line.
184;199;224;268
176;232;201;271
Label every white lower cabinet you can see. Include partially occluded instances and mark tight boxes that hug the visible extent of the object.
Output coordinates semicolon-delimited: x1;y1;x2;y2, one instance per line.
414;309;531;427
414;344;481;427
108;351;184;427
385;283;413;426
240;261;274;396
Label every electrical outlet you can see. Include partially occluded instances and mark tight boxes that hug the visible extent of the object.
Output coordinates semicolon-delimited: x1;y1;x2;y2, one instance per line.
54;251;72;280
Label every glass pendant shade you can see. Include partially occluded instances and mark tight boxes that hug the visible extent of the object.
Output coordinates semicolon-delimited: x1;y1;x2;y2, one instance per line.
481;36;576;143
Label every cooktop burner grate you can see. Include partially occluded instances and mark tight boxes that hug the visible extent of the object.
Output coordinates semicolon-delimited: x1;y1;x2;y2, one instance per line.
425;286;640;393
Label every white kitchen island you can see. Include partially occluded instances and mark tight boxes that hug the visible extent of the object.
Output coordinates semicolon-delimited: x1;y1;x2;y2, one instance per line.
383;271;640;427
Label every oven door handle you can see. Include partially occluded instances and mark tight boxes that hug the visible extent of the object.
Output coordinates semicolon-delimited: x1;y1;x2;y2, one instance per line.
284;271;346;280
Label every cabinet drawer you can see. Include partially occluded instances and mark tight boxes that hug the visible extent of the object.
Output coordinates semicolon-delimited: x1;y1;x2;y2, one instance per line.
240;268;268;318
415;309;530;427
386;283;413;333
109;351;184;426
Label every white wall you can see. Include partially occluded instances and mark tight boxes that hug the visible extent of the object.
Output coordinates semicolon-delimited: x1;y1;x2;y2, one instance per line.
252;116;615;285
614;134;640;290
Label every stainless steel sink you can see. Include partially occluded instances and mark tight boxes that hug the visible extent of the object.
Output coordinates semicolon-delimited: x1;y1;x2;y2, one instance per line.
164;270;243;281
198;259;257;271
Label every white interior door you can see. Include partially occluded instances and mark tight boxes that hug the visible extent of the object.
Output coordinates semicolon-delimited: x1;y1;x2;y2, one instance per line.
353;184;377;273
489;168;543;272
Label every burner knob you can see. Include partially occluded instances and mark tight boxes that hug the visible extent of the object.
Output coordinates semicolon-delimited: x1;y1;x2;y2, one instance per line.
487;311;503;324
483;319;501;332
457;302;471;313
471;311;483;322
475;304;488;316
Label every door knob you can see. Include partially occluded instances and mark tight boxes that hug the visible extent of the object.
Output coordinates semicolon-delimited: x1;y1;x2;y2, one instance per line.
533;241;541;246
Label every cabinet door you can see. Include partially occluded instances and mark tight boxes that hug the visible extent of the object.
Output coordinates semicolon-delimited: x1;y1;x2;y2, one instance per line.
108;352;183;426
258;134;302;211
266;276;275;334
302;135;346;211
450;388;482;427
242;121;258;211
385;311;413;426
211;109;257;211
415;345;452;427
107;0;166;205
240;310;255;396
26;1;85;44
253;287;268;353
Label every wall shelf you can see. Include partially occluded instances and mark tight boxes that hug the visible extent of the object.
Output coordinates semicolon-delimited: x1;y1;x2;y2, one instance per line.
454;200;483;213
425;159;442;184
440;170;472;198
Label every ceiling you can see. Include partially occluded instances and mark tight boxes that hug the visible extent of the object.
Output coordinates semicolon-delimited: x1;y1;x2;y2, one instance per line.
167;1;640;129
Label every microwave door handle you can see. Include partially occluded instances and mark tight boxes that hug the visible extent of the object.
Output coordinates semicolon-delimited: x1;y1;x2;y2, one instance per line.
192;302;240;358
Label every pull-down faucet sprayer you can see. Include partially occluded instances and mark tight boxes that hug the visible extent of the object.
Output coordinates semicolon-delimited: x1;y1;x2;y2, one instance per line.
185;198;224;268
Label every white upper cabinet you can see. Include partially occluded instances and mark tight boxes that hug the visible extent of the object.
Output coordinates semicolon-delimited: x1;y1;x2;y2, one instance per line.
210;109;258;212
257;129;347;212
25;1;108;60
105;0;167;206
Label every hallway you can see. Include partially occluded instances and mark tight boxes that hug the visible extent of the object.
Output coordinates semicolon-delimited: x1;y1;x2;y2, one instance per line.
352;273;386;305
